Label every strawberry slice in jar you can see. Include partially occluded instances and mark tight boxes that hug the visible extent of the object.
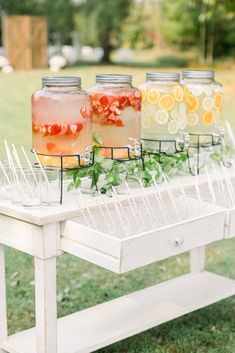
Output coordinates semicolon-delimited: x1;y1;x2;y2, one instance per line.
32;76;93;168
87;74;141;159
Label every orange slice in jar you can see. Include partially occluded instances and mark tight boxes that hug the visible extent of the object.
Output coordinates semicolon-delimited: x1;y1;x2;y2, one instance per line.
173;85;184;102
183;86;191;101
139;86;147;103
202;111;213;126
147;88;160;105
187;95;199;113
214;94;222;111
159;94;175;111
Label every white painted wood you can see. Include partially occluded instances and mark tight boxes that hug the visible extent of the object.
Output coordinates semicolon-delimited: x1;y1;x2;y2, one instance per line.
61;221;121;257
0;214;35;255
0;168;231;226
1;271;235;353
61;238;120;273
0;245;7;341
34;257;57;353
190;247;205;273
62;209;225;274
33;223;61;259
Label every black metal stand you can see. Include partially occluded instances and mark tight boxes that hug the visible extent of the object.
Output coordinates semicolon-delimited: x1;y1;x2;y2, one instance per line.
187;133;224;175
32;148;95;204
141;138;188;155
97;143;144;167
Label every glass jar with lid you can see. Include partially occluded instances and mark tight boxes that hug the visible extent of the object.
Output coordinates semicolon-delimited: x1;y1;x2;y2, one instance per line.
32;76;93;168
181;70;224;145
87;74;141;159
139;72;189;152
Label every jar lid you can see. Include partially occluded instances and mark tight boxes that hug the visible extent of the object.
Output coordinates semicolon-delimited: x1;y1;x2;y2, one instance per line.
42;76;81;87
96;74;132;83
146;72;180;82
182;70;214;79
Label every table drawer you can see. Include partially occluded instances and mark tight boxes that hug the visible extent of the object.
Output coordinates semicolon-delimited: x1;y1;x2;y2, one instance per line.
61;196;225;274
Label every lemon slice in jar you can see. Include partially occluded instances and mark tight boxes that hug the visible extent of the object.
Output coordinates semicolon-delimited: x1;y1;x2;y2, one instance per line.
203;86;213;96
142;116;152;129
188;113;199;126
202;96;213;110
147;88;160;105
178;115;187;129
170;108;179;120
139;86;147;103
173;85;184;102
168;120;179;134
154;110;169;125
191;86;203;96
179;102;187;116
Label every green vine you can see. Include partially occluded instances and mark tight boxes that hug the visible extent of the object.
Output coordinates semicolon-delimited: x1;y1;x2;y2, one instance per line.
66;133;189;193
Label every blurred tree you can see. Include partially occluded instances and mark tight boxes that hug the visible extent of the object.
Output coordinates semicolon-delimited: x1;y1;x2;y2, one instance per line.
161;0;235;64
0;0;40;14
123;0;161;50
76;0;132;62
0;0;75;45
42;0;75;44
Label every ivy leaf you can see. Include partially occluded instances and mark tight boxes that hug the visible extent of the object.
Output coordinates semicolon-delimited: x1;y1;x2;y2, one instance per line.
93;132;103;145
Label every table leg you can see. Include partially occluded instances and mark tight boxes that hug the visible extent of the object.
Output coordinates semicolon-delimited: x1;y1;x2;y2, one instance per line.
34;257;57;353
0;245;7;353
190;246;205;273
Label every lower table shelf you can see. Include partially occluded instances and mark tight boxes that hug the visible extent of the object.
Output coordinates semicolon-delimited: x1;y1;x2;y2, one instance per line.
1;271;235;353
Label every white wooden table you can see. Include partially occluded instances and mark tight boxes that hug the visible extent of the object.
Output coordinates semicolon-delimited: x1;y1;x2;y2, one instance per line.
0;175;235;353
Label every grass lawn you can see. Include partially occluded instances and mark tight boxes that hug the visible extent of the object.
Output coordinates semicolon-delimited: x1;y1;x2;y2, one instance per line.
1;65;235;352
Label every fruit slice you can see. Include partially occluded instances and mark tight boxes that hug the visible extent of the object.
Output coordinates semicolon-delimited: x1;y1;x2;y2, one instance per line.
202;111;213;125
51;124;61;136
202;97;213;110
214;94;222;111
147;88;160;105
191;86;203;96
173;85;184;102
179;102;187;116
159;94;175;111
183;86;191;101
46;142;56;151
168;120;179;134
178;115;187;129
139;86;147;103
170;108;179;120
115;119;125;127
154;110;169;125
187;95;199;113
100;95;109;106
142;116;152;129
142;103;156;117
80;107;87;119
203;86;213;96
188;113;199;126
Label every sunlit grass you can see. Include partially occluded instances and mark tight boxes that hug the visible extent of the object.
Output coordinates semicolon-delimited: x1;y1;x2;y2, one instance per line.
1;66;235;352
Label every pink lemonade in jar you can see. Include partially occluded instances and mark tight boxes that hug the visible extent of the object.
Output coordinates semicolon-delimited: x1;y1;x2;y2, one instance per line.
32;76;93;168
88;74;141;159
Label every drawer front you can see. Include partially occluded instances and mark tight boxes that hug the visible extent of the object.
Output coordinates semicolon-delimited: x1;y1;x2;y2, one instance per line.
120;211;225;273
61;210;225;274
